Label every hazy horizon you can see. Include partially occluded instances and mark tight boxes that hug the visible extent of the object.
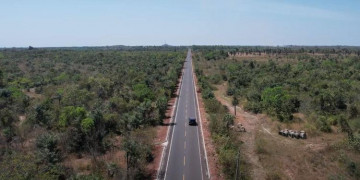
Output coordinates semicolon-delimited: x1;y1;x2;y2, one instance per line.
1;0;359;47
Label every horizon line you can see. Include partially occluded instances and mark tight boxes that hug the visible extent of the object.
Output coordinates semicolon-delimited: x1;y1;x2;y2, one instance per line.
1;44;360;49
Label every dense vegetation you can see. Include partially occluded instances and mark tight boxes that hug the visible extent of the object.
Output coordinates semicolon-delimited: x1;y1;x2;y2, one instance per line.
193;46;360;179
0;47;185;179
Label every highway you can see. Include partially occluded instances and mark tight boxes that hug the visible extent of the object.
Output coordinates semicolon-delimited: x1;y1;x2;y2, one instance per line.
158;49;209;180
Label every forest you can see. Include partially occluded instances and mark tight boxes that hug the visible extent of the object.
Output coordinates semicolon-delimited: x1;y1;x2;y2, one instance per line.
193;46;360;179
0;47;185;179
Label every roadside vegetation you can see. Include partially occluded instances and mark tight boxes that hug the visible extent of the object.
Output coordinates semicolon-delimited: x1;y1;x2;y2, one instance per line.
194;55;251;180
0;46;185;179
193;46;360;179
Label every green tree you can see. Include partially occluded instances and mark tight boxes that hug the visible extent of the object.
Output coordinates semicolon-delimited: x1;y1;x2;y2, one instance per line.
133;83;154;102
156;95;168;124
261;86;293;121
36;133;61;164
202;88;215;99
59;106;87;128
81;117;94;133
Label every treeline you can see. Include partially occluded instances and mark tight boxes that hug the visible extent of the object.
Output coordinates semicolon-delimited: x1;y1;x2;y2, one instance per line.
228;46;360;56
191;45;360;57
0;48;186;179
1;45;187;52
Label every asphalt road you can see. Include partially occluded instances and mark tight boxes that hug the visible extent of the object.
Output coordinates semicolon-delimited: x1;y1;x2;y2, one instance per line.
162;49;208;180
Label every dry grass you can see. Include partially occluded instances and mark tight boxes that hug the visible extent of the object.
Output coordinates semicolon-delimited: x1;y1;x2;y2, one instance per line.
213;82;360;180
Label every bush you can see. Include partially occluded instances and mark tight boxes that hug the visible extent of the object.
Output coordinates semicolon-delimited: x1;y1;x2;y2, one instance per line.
223;113;234;128
63;127;85;153
347;161;360;178
315;116;332;133
209;74;222;84
226;86;235;96
202;88;215;99
36;133;61;164
244;101;262;114
261;86;294;121
81;117;94;133
204;99;222;114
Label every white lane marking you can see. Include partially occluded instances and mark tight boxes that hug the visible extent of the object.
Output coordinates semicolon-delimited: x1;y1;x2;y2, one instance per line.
163;52;188;180
191;50;210;179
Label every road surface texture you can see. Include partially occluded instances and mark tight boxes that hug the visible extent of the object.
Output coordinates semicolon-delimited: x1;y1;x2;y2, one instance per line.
158;49;209;180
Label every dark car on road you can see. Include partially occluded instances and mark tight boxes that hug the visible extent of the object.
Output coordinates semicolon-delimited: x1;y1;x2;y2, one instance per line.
188;117;197;126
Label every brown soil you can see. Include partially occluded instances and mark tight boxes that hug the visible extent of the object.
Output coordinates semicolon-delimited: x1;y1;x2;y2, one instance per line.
194;72;223;180
214;83;266;179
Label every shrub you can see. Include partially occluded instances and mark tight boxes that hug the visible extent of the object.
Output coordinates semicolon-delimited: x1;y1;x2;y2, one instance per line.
209;74;222;84
36;133;61;164
226;86;235;96
81;117;94;133
204;99;222;114
59;106;87;128
223;113;234;128
347;161;360;178
261;86;293;121
244;101;262;114
63;127;85;153
315;116;332;133
202;88;215;99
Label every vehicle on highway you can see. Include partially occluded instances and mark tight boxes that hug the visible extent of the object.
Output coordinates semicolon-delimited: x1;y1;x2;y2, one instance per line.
188;117;197;126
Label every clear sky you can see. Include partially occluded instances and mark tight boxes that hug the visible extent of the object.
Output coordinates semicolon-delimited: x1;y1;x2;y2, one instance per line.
1;0;359;47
